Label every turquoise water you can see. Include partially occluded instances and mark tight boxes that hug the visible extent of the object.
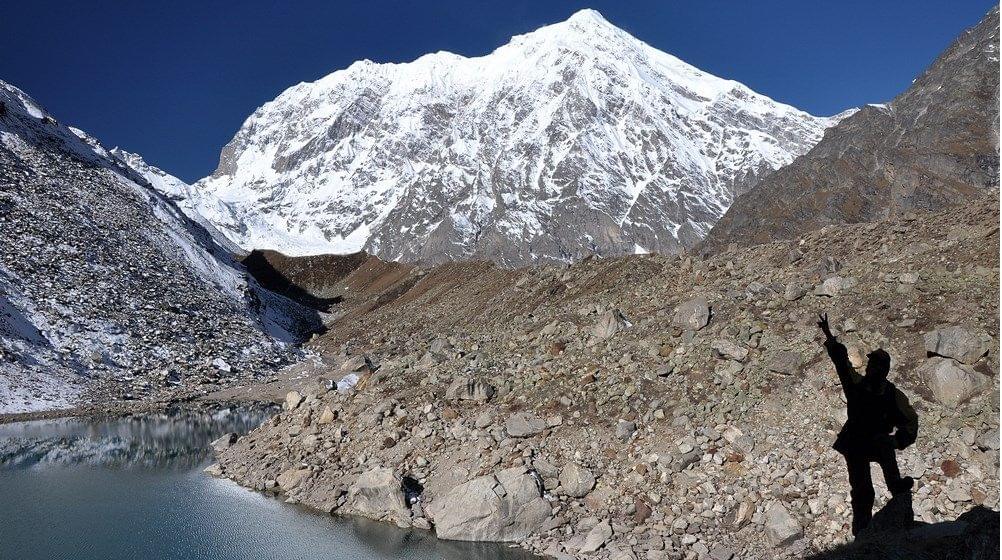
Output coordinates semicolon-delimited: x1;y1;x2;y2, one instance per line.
0;411;538;560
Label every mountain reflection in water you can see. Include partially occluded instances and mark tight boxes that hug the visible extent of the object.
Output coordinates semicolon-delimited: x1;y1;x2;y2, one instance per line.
0;406;276;469
0;408;542;560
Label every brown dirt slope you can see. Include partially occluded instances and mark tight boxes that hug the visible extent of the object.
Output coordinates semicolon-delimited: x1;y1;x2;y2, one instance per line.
213;192;999;559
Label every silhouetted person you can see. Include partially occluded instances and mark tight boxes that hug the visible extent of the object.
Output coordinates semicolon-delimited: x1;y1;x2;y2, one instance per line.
817;313;918;536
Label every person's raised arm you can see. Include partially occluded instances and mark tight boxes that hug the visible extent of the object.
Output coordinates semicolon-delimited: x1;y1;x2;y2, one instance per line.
817;313;860;390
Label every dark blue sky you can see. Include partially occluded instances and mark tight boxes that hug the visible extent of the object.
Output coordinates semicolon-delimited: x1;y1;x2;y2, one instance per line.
1;1;995;182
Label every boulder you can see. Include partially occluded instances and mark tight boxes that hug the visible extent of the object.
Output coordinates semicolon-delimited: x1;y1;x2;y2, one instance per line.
814;276;857;297
917;357;986;407
579;520;613;553
317;406;337;424
764;502;803;547
615;419;637;441
428;467;550;542
445;377;496;402
593;309;631;340
210;432;238;454
673;297;711;331
558;463;596;498
923;326;990;364
506;412;547;437
767;351;802;375
284;390;303;410
347;467;410;522
276;467;311;492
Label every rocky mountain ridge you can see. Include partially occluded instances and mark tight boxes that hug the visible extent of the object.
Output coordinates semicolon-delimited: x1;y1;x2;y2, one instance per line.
0;79;317;413
700;7;1000;253
183;9;839;265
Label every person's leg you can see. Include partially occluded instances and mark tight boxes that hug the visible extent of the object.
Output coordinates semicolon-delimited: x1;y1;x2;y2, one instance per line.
845;453;874;535
876;446;913;495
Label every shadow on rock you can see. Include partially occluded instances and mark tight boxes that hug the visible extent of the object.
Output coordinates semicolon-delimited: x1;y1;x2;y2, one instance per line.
807;494;1000;560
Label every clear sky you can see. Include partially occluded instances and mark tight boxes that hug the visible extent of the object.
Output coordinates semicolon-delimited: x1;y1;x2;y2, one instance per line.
1;1;995;183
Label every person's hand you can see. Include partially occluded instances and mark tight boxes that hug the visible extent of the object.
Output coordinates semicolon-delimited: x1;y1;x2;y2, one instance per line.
817;313;835;340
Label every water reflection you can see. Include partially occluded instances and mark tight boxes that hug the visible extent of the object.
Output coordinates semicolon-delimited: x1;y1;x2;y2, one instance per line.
0;409;543;560
0;406;275;469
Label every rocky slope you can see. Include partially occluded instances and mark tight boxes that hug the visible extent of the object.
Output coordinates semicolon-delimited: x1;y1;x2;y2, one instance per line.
0;80;319;413
700;7;1000;253
185;9;838;265
209;191;1000;559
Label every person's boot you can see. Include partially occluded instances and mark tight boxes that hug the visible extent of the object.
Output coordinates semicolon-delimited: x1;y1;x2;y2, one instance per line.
851;508;872;537
890;476;914;495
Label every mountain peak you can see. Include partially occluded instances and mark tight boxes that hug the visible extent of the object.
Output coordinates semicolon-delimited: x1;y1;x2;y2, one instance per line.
564;8;612;27
187;11;835;265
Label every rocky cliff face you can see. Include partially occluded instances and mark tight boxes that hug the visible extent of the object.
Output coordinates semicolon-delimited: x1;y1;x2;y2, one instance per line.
0;80;316;413
700;8;1000;253
186;9;837;265
209;190;999;559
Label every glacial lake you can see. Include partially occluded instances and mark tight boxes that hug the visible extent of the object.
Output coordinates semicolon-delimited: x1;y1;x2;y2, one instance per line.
0;409;539;560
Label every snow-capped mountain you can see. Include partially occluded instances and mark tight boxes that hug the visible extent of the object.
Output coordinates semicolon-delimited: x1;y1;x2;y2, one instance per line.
190;9;840;265
0;79;315;412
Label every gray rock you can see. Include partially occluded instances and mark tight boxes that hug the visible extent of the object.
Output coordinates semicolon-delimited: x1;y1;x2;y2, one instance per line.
506;412;547;437
558;463;596;498
673;297;711;331
579;519;613;553
764;502;803;547
616;419;637;441
428;467;550;542
767;350;802;375
813;276;857;297
711;339;748;362
923;326;990;364
917;357;986;407
976;429;1000;451
783;283;807;301
210;432;238;454
347;467;410;522
593;309;631;340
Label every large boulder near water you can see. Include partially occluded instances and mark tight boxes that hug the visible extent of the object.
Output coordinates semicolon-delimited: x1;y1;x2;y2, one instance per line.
346;467;410;522
923;326;991;364
427;467;550;541
276;467;311;492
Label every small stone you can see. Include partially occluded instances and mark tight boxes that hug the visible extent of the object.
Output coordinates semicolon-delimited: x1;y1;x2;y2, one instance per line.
616;419;637;441
940;459;962;478
764;502;803;547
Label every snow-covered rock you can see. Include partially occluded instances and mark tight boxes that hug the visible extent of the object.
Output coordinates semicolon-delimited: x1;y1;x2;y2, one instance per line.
0;79;315;413
185;9;841;265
